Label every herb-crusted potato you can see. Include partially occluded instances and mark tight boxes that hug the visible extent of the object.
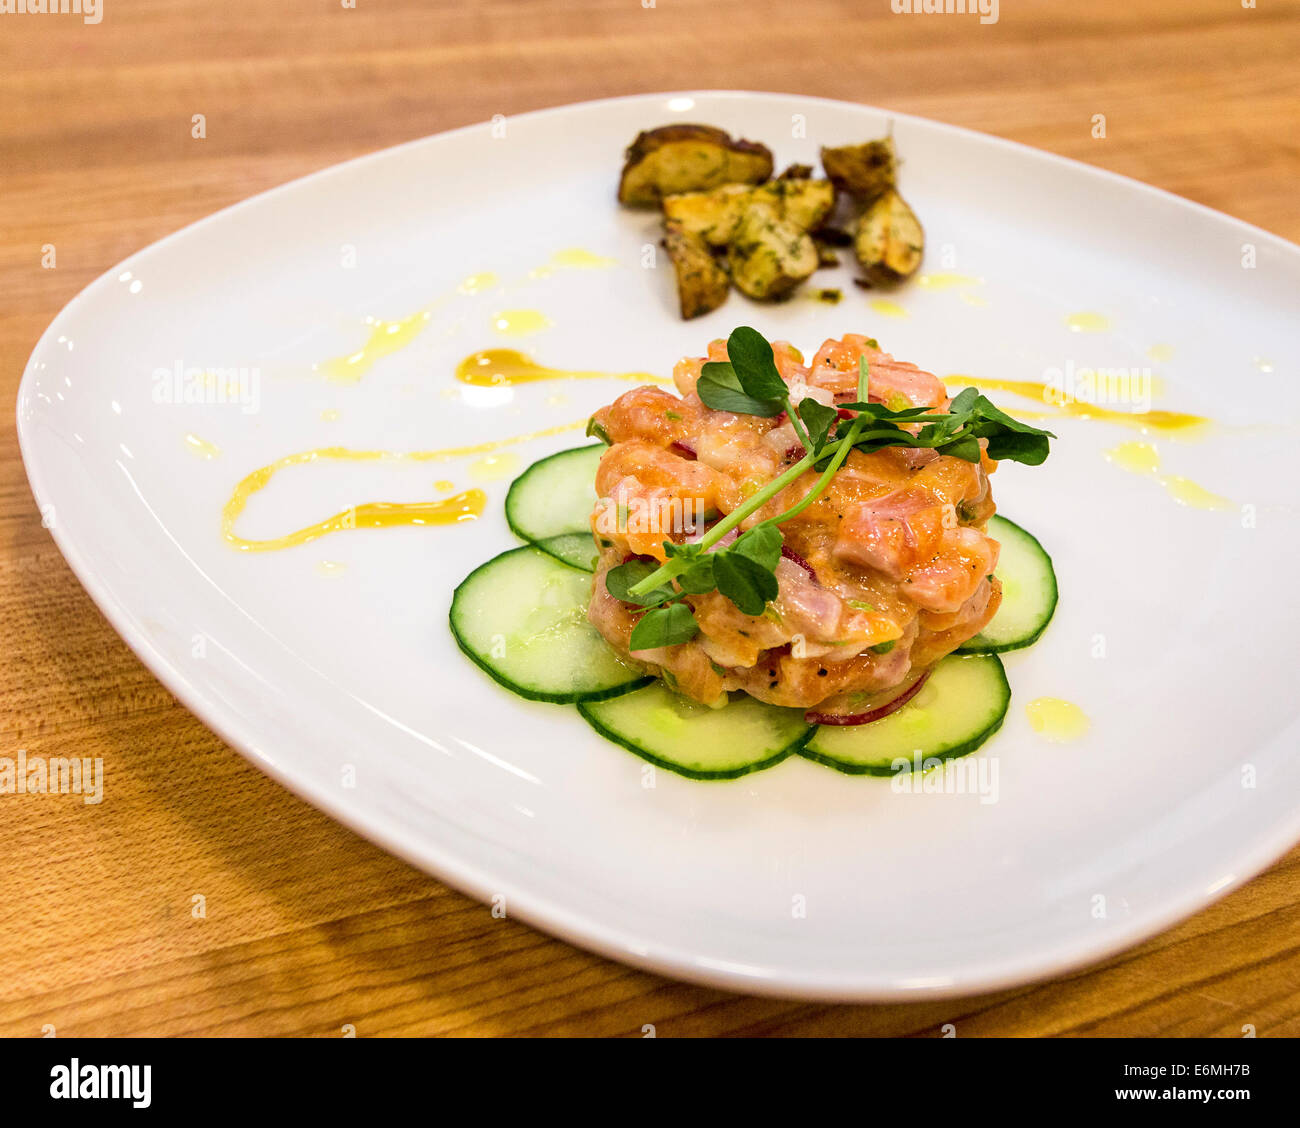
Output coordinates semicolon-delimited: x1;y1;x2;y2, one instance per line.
621;123;924;314
663;222;731;320
761;177;837;233
662;179;836;247
661;184;755;247
820;138;897;200
618;125;774;207
728;203;819;301
854;188;924;285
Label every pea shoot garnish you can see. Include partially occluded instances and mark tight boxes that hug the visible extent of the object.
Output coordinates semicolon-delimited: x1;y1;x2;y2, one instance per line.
605;327;1053;650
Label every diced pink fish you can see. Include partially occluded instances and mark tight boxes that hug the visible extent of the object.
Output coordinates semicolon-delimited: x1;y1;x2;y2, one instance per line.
901;527;1000;614
809;334;947;409
833;487;949;580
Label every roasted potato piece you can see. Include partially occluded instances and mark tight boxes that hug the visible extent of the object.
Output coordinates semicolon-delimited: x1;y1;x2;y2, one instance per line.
661;183;755;247
663;179;836;247
663;222;730;320
759;177;836;232
618;125;774;207
821;138;896;200
854;188;924;285
728;203;819;301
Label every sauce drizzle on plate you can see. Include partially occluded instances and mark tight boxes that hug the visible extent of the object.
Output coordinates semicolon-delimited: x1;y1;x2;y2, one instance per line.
222;422;584;552
944;375;1208;435
455;348;658;387
318;311;432;383
1026;697;1090;742
1104;441;1231;510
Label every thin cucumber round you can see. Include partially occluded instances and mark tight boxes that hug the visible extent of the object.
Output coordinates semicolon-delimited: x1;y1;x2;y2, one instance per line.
450;545;649;703
505;445;603;571
578;684;812;780
801;653;1009;776
958;515;1057;654
534;532;600;573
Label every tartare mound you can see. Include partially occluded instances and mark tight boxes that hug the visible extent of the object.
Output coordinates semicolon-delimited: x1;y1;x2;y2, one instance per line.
586;334;1002;718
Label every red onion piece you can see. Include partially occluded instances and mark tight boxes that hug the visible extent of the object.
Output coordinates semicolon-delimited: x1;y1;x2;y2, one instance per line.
780;545;816;580
670;440;697;460
804;670;929;727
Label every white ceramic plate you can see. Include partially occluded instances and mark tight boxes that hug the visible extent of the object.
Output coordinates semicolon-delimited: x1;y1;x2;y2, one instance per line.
18;92;1300;1001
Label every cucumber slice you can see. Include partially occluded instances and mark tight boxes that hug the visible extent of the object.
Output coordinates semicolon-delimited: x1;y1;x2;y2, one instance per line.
959;515;1057;654
534;533;600;572
505;445;602;571
450;545;649;703
578;684;811;780
801;653;1009;776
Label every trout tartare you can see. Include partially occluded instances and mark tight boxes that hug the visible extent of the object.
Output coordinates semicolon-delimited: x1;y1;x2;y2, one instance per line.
586;334;1004;721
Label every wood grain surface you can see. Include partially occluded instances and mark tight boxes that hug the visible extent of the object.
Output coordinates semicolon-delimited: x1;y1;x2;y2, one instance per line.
2;0;1298;1037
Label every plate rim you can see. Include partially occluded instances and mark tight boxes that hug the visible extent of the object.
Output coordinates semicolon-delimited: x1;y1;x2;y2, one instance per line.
16;89;1300;1002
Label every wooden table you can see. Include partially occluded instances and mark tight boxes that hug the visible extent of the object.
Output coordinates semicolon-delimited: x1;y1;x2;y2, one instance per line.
2;0;1298;1037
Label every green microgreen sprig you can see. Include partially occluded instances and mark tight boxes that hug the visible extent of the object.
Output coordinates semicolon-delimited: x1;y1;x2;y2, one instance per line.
609;328;1054;650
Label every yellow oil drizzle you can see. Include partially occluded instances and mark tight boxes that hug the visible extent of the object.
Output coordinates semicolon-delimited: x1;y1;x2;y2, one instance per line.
222;422;584;552
184;433;221;459
226;487;484;552
918;273;981;291
959;292;989;308
319;408;340;422
318;310;432;383
456;348;658;387
1162;476;1232;510
458;271;499;294
315;560;347;577
1105;440;1161;474
869;298;909;319
312;249;614;380
943;375;1208;435
227;491;483;553
550;248;618;269
1253;356;1275;373
469;452;520;481
1026;698;1090;742
433;479;456;493
1146;344;1175;363
1104;440;1231;510
1065;312;1110;333
528;248;619;279
492;309;553;337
